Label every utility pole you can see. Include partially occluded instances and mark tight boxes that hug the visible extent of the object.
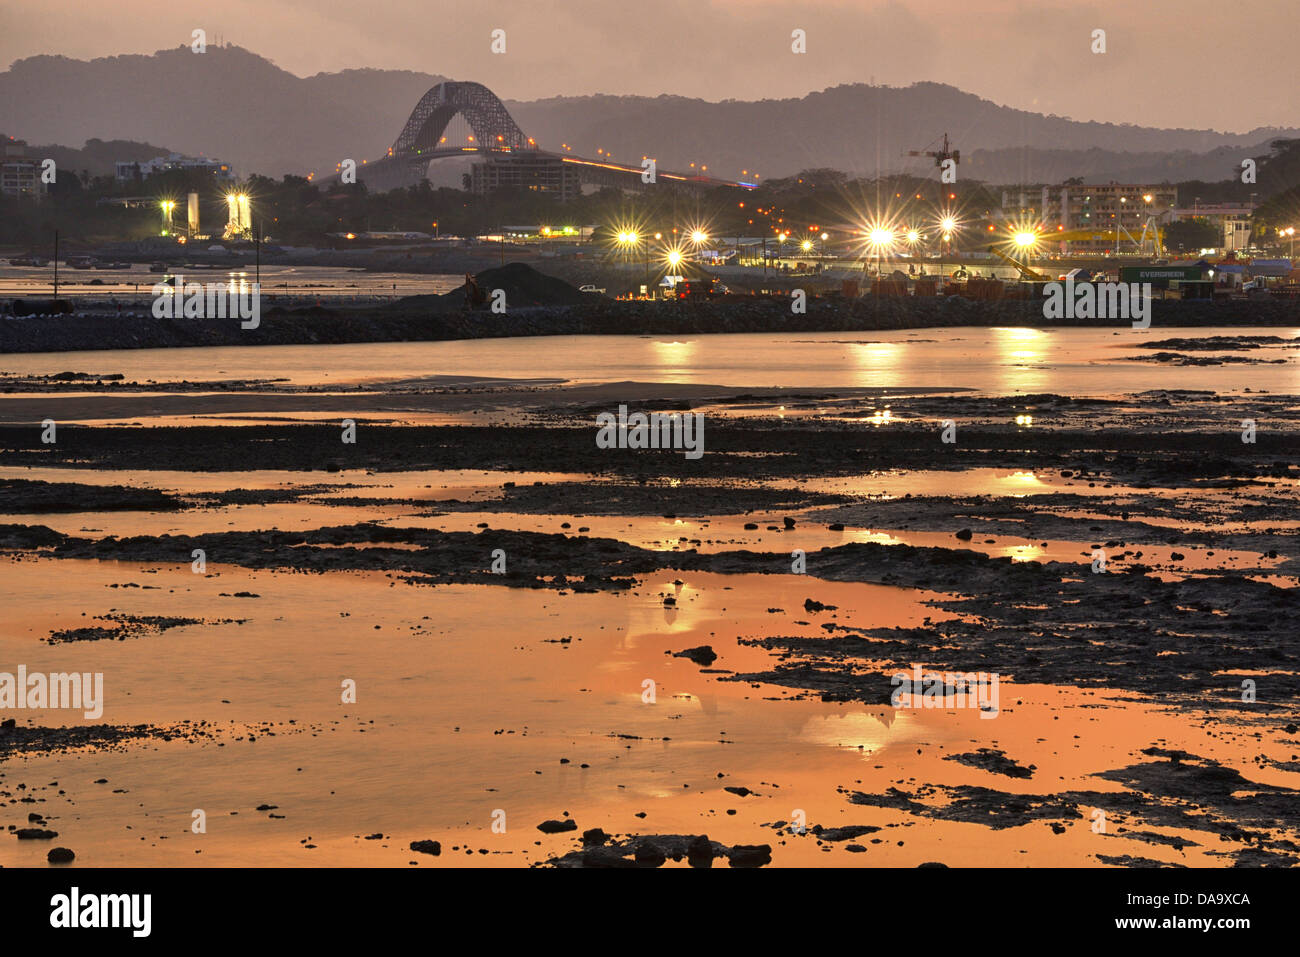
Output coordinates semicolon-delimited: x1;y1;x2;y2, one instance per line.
255;218;261;288
53;229;59;299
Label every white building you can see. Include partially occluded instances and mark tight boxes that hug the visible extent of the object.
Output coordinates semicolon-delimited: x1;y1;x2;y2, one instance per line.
1;139;48;200
115;153;234;183
1169;203;1256;253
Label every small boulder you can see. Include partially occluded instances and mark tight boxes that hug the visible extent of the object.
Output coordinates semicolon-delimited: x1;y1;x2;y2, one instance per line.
15;828;58;840
537;819;577;834
673;645;717;666
634;842;666;867
686;834;714;866
728;844;772;868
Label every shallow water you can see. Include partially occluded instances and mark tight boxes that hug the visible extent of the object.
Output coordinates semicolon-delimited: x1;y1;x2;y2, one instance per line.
3;552;1290;867
2;325;1297;869
4;327;1298;395
0;264;463;300
0;557;960;866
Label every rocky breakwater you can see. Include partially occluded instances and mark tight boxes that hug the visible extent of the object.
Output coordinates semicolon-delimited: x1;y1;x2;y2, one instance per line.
4;263;1299;353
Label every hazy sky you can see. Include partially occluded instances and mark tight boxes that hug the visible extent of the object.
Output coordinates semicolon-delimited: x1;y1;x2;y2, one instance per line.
3;0;1297;132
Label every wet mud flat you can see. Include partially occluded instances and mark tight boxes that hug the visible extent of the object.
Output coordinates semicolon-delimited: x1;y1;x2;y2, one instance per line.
1;388;1295;481
5;288;1300;354
0;385;1297;867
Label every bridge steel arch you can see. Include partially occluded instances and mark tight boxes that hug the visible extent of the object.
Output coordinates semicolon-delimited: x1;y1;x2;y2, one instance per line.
392;81;532;156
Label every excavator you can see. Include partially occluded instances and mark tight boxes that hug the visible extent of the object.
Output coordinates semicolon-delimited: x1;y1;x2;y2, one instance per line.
987;245;1050;281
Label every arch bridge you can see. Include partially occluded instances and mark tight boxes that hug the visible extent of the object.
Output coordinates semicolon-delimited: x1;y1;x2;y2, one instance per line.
335;80;755;196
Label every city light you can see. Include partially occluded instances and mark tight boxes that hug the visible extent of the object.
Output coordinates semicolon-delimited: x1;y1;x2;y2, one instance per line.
906;229;920;243
801;239;813;251
690;230;708;244
868;227;894;248
665;248;684;268
223;190;253;240
1013;231;1037;248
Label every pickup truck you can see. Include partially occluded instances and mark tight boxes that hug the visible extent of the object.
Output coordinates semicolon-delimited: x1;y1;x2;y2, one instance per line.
578;284;605;294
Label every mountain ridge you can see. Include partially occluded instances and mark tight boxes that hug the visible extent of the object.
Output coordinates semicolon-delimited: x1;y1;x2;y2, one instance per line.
3;47;1295;185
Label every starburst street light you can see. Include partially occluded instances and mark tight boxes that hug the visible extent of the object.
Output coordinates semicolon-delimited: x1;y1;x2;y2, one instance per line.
1005;225;1043;266
859;224;898;277
223;189;253;240
933;213;961;276
995;221;1045;268
690;230;708;245
609;225;644;278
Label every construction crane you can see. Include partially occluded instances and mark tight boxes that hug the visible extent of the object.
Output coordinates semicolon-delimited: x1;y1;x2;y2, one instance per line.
1137;216;1166;258
908;133;960;170
1039;220;1166;256
987;245;1050;282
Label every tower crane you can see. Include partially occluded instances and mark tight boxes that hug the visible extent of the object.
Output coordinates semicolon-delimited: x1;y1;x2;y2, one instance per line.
908;133;960;170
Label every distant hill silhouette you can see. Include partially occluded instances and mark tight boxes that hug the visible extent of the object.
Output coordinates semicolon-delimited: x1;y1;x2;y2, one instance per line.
3;47;1295;185
0;134;173;178
0;46;445;179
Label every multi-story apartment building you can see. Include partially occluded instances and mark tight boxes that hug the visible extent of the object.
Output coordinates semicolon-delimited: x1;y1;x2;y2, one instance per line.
1;139;47;200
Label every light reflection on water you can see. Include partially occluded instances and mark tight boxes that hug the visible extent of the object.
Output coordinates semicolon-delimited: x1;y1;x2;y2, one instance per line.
4;327;1294;395
992;326;1049;393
